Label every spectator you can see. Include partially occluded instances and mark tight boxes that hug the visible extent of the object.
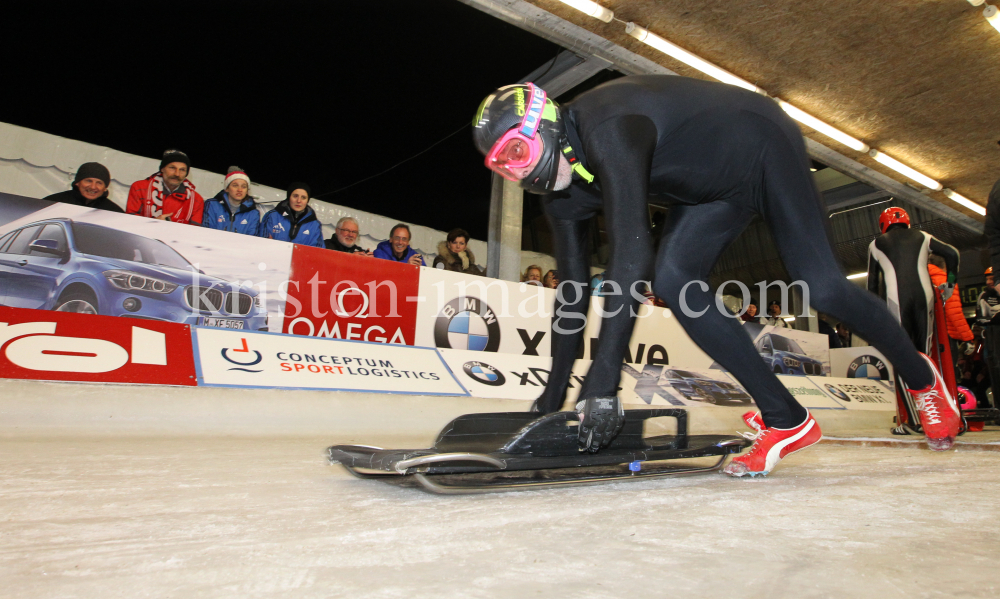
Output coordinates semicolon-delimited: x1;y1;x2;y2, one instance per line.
374;223;425;265
983;161;1000;287
928;254;973;379
977;267;1000;325
433;228;483;275
126;149;204;225
962;324;990;408
522;264;543;286
259;183;325;247
201;166;261;236
759;300;789;328
543;269;559;289
976;267;1000;407
325;217;370;254
836;322;852;347
740;302;758;323
817;313;843;349
43;162;123;213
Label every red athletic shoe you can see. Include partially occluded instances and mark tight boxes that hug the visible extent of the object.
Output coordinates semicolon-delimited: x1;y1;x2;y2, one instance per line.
906;353;961;451
724;412;822;477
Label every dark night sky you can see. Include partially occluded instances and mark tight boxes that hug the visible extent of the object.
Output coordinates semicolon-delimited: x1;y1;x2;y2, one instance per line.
2;1;560;240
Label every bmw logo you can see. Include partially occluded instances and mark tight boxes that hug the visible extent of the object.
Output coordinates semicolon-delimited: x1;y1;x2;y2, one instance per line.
463;361;506;386
847;355;890;380
434;296;501;351
825;384;850;402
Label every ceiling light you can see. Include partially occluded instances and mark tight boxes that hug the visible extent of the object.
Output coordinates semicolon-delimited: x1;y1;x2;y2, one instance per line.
778;101;870;153
985;5;1000;34
783;316;796;322
942;188;987;215
625;23;762;93
556;0;614;23
846;272;867;280
968;0;986;6
867;150;943;191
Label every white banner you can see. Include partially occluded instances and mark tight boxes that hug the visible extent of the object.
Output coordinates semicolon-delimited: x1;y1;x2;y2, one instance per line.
829;346;894;383
193;327;466;395
413;269;715;368
437;348;587;402
807;376;896;411
774;376;845;410
414;269;555;356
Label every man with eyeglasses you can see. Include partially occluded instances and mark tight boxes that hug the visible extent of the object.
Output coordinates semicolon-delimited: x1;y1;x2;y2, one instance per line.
325;216;371;255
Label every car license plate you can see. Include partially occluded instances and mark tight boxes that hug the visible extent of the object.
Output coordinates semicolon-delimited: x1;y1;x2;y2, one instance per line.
201;317;244;329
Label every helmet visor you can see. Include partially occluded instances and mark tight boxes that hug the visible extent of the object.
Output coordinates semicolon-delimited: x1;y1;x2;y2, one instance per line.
484;129;543;182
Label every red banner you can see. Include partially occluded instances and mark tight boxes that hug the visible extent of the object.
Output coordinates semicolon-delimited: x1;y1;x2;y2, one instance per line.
0;306;196;385
282;246;420;345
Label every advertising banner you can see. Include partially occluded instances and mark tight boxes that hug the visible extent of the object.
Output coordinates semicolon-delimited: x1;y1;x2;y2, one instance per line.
414;269;554;356
643;365;754;407
0;306;196;385
193;327;466;395
808;376;896;411
413;269;716;368
437;348;590;401
0;202;292;333
740;322;830;376
438;349;759;409
585;302;714;369
282;245;419;345
829;346;894;383
773;376;846;410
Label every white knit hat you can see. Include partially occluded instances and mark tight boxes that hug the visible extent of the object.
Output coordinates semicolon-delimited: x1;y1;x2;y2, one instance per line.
224;166;250;189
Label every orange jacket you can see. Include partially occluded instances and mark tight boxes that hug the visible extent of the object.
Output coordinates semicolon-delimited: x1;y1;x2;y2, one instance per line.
928;264;973;341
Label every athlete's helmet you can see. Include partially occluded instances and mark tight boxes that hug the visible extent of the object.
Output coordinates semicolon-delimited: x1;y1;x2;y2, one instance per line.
878;206;910;234
472;83;567;195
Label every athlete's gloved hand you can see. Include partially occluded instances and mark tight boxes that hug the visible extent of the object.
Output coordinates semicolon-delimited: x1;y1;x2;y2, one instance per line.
937;283;955;302
576;396;625;453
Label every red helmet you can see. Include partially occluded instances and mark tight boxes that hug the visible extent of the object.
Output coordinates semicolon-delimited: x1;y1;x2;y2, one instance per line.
986;267;993;276
878;207;910;234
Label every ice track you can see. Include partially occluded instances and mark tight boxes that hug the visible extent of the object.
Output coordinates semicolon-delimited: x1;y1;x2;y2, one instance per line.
2;380;999;598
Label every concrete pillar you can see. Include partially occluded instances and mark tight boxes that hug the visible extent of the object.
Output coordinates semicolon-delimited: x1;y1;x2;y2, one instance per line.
486;173;524;282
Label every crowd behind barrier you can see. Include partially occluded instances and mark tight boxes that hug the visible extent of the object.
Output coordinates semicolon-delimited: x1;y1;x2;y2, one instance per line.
42;151;488;271
0;121;497;273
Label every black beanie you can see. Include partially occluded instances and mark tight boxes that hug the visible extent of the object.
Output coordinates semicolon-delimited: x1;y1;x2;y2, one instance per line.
286;182;311;199
159;149;191;171
73;162;110;186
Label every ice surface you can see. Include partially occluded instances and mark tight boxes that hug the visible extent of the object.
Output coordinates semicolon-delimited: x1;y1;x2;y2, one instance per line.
3;380;1000;597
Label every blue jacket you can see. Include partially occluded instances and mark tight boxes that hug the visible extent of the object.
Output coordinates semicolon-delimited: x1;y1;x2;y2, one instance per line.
202;191;261;236
259;200;325;247
373;240;425;265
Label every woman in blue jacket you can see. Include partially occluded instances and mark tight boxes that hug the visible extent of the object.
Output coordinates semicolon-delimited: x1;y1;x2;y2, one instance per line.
202;166;262;236
259;182;325;247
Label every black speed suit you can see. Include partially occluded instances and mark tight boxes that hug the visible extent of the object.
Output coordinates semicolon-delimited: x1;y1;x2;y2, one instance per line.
867;227;959;354
534;75;933;429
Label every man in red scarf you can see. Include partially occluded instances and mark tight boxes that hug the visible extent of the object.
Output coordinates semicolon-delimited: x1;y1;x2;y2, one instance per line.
126;149;204;225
